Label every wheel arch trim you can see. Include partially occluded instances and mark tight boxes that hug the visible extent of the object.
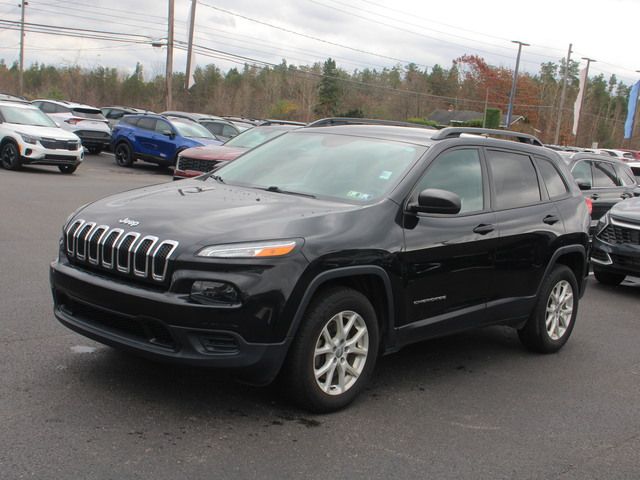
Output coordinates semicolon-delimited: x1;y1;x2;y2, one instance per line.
286;266;396;348
540;245;588;297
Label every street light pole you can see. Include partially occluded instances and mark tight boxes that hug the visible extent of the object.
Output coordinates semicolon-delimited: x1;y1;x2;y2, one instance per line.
165;0;174;111
18;1;28;97
553;43;572;145
575;57;596;147
505;40;529;128
184;0;197;91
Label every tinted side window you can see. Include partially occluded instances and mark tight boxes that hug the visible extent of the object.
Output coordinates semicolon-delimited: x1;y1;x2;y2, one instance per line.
487;150;541;209
155;120;173;134
121;116;139;126
593;161;620;188
536;157;568;198
137;118;156;130
55;104;70;114
40;102;56;114
415;148;484;214
206;122;224;135
222;124;238;137
614;164;636;186
571;161;592;186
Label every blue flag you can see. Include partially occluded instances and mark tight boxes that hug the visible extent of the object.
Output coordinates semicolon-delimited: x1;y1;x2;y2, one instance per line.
624;80;640;139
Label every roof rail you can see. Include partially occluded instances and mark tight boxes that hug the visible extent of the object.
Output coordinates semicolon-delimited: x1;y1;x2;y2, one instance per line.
258;119;307;126
307;117;436;129
430;127;543;146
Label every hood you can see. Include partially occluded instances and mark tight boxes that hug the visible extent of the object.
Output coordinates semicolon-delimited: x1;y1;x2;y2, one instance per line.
610;196;640;223
71;179;365;249
8;123;80;141
181;144;247;161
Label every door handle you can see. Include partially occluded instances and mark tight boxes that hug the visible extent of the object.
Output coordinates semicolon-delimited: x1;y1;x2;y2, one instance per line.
621;192;632;199
543;215;560;225
590;193;600;200
473;224;495;235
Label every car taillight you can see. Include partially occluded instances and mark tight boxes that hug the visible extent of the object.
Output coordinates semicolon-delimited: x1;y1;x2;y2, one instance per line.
585;197;593;215
65;117;84;125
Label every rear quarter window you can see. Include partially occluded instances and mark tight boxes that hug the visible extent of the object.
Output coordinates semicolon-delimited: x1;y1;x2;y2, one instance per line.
535;157;569;198
487;150;541;209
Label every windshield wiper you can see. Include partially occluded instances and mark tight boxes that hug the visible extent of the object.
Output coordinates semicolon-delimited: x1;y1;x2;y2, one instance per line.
262;185;316;198
208;174;225;183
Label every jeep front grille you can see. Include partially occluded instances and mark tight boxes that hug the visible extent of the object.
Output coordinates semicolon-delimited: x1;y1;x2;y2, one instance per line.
177;156;221;173
64;219;178;283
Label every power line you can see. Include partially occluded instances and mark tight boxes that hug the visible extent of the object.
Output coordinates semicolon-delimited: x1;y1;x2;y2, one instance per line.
197;1;430;68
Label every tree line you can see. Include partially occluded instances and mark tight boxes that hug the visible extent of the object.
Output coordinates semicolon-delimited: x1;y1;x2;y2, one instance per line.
0;55;635;148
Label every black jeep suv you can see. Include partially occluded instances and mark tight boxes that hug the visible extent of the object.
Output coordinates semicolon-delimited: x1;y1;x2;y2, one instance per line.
50;126;590;412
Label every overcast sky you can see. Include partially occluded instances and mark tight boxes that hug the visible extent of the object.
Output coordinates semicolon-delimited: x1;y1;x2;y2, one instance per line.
0;0;638;85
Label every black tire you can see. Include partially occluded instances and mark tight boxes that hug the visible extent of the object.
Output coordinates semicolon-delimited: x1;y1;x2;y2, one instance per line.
281;287;379;413
88;147;102;155
518;265;578;353
114;142;134;167
58;164;78;174
593;268;625;286
1;141;21;170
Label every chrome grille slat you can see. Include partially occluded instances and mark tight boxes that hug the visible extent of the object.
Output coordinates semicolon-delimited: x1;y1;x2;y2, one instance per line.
75;222;96;261
133;236;159;278
101;228;124;269
87;225;109;265
64;221;178;283
65;219;85;255
151;240;179;282
116;232;141;273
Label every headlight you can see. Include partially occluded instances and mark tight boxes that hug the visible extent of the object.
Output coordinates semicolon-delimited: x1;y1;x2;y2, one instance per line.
18;132;40;145
196;239;300;258
596;212;610;234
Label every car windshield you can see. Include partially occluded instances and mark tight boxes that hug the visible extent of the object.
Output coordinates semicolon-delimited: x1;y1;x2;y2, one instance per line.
225;128;289;149
172;120;215;139
214;132;426;202
0;105;57;127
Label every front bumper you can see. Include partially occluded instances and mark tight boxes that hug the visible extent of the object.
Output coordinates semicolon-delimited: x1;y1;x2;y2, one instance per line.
50;259;292;385
591;239;640;277
20;142;83;166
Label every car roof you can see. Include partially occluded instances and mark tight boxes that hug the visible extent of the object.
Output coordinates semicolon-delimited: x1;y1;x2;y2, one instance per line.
34;99;101;110
0;100;38;109
160;111;227;122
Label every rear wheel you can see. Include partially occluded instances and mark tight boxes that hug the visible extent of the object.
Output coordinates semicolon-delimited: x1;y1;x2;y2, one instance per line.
1;141;21;170
58;164;78;174
114;143;134;167
593;268;625;286
281;287;379;413
518;265;578;353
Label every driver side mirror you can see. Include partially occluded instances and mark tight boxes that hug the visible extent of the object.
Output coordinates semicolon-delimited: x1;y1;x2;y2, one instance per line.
577;180;592;191
162;131;175;139
409;188;462;215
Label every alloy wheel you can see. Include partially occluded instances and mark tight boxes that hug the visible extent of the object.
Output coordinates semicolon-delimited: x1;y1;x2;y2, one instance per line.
313;310;369;395
545;280;574;340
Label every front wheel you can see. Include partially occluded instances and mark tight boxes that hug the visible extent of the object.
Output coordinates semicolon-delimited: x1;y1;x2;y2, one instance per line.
518;265;578;353
1;142;21;170
114;143;134;167
281;287;379;413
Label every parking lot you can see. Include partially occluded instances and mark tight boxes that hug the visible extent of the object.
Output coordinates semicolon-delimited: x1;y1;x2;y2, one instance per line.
1;154;640;479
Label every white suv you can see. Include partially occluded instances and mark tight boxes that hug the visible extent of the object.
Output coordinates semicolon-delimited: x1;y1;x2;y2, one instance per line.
32;99;111;154
0;101;83;173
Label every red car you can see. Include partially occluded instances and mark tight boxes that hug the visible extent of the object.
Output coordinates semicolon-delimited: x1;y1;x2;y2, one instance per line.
173;125;300;179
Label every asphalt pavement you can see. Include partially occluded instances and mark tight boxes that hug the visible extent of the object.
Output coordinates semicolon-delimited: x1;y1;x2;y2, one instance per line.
1;154;639;479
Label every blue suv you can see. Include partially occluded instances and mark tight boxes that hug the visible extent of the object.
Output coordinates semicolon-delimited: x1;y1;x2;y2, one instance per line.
111;114;222;168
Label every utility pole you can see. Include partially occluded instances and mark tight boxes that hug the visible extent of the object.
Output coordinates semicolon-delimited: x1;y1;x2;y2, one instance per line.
165;0;174;111
553;43;572;145
184;0;197;91
505;40;529;128
575;57;596;147
18;1;28;96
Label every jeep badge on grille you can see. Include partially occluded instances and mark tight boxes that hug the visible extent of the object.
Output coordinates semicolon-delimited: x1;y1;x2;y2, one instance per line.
118;217;140;227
